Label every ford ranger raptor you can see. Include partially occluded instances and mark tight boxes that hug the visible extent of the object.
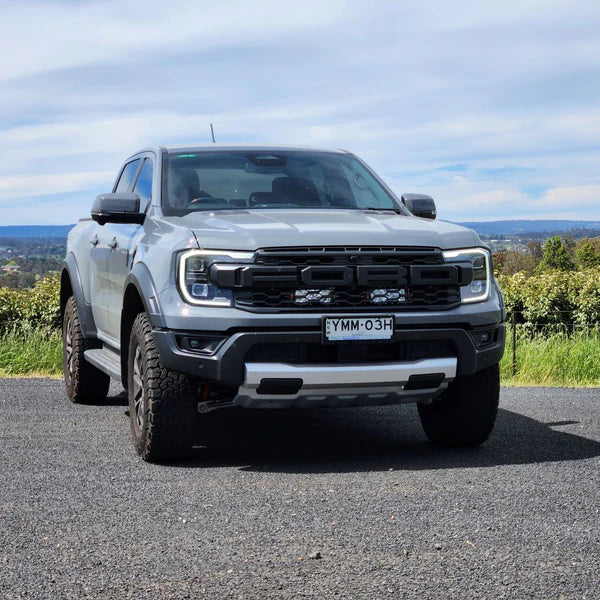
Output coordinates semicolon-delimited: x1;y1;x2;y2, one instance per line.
61;146;505;462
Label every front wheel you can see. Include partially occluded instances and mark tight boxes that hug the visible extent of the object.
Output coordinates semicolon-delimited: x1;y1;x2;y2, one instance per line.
417;363;500;447
128;312;197;462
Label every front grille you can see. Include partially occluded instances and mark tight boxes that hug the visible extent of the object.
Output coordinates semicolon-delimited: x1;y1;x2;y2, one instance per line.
246;340;455;364
233;247;460;311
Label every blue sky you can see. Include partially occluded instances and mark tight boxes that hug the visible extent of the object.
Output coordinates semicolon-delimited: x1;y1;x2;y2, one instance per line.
1;0;599;225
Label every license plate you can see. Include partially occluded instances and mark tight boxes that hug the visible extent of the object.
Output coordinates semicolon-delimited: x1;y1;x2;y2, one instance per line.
323;316;394;342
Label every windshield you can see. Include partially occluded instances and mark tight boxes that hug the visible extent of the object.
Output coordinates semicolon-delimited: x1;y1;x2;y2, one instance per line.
161;150;402;215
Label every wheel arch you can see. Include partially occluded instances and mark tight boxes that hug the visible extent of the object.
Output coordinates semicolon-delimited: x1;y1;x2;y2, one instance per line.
60;255;97;337
60;269;73;326
121;264;166;385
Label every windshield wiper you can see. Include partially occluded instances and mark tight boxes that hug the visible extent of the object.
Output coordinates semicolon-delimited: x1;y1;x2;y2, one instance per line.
362;207;404;214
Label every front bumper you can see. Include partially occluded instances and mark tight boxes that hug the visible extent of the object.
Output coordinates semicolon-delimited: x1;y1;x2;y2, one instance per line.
153;323;505;407
235;357;457;408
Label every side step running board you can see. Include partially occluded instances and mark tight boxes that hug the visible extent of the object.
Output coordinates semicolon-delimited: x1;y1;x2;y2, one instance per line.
84;347;121;379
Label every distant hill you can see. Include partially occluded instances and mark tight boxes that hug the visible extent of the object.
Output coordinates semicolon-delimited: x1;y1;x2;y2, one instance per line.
0;225;74;238
455;220;600;236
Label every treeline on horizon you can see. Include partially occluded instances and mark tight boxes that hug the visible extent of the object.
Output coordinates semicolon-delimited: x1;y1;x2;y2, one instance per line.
0;237;66;289
481;227;600;241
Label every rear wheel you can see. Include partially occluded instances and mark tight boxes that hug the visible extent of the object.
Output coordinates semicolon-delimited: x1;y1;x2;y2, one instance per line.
62;296;110;403
417;363;500;447
128;312;196;462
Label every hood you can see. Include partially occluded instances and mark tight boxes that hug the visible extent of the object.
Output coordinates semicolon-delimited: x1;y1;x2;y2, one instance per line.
163;209;478;251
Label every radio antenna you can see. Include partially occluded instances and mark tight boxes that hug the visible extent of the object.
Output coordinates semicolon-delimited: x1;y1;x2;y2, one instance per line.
210;123;216;143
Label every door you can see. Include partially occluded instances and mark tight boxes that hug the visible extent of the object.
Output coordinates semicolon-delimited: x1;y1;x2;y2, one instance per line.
90;158;142;340
104;156;154;339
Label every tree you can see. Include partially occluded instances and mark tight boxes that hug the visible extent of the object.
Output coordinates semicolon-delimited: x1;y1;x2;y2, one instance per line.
526;240;543;261
508;251;538;275
1;271;20;288
492;251;505;274
536;236;575;272
563;235;577;256
576;238;600;268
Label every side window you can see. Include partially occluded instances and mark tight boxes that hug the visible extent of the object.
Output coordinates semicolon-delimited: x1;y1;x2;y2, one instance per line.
133;158;154;212
114;159;141;193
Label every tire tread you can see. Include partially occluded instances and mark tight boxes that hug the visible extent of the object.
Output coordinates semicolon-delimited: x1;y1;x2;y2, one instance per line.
418;363;500;447
63;296;110;404
129;312;196;462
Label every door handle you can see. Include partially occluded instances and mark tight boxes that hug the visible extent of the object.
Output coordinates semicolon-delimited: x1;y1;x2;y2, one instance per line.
108;237;118;250
90;235;99;246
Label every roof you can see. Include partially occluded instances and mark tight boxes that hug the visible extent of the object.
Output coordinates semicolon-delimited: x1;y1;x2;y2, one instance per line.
134;144;351;156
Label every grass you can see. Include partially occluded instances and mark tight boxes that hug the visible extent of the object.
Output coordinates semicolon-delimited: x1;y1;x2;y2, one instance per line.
1;325;599;387
501;327;600;387
0;325;62;377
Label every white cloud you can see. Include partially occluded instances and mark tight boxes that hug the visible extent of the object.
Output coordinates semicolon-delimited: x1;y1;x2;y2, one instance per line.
0;171;114;201
536;184;600;208
0;0;354;82
0;0;599;224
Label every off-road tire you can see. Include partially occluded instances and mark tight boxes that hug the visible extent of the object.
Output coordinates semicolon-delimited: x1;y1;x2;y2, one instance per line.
417;363;500;447
128;312;196;462
62;296;110;403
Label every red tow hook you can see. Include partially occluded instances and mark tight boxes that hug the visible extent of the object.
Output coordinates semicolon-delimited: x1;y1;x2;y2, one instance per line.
198;384;212;414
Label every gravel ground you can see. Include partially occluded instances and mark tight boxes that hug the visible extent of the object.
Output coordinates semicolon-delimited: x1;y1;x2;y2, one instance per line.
0;379;599;600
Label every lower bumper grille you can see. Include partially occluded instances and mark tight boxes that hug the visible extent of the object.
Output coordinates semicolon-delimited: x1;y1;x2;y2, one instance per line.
246;339;455;365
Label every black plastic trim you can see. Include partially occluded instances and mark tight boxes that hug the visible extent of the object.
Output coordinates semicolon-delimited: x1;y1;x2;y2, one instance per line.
404;373;445;390
257;378;303;395
153;324;505;388
61;255;97;338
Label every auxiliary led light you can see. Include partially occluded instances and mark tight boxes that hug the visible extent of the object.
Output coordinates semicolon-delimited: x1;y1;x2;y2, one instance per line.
370;288;406;304
294;289;334;304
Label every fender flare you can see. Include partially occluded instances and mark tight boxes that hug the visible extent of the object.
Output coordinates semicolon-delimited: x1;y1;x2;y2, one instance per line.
61;253;97;338
123;263;167;329
120;264;167;386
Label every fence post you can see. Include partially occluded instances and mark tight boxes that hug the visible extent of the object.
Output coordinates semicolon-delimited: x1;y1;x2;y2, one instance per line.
511;311;517;376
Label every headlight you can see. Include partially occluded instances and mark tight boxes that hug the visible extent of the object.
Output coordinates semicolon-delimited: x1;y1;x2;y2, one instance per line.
178;249;254;306
443;247;491;303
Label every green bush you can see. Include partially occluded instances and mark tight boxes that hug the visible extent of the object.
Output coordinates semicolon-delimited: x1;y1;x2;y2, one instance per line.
569;269;600;327
0;286;28;327
498;267;600;328
0;273;60;330
27;272;61;328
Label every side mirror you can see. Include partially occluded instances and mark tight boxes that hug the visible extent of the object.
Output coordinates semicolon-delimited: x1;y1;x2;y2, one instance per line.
91;193;145;226
401;193;437;220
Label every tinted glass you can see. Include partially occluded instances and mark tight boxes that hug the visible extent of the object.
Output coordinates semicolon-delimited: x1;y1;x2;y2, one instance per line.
162;151;400;215
133;158;154;212
115;159;141;193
